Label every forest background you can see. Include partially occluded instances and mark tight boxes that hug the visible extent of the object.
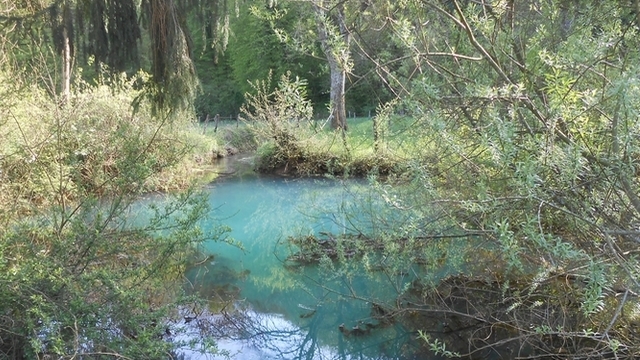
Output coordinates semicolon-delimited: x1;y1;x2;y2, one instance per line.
2;0;640;359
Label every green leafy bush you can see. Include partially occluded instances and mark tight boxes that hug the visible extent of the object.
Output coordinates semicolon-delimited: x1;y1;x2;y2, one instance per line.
0;70;223;358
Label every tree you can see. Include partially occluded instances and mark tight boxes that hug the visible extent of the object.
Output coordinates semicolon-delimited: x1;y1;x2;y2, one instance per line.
277;0;402;127
229;2;300;97
53;0;73;103
282;0;640;357
379;0;640;357
144;0;198;115
310;0;350;130
0;2;230;357
0;0;207;114
214;1;325;117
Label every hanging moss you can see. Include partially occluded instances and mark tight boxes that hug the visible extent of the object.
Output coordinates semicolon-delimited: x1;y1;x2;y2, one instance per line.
145;0;198;117
105;0;141;70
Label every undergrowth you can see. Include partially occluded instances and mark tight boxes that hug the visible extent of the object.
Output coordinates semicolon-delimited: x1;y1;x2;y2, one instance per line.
0;69;225;358
241;72;414;177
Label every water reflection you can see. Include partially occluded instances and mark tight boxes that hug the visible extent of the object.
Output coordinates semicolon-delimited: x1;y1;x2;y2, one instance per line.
175;306;415;360
183;171;427;359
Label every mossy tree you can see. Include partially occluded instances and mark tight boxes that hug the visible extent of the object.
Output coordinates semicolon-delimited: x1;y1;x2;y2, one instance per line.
0;0;235;115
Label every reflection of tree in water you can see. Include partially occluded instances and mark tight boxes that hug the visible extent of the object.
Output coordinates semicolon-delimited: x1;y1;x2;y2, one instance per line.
176;297;407;360
182;258;330;358
178;179;434;359
180;306;327;359
180;262;420;358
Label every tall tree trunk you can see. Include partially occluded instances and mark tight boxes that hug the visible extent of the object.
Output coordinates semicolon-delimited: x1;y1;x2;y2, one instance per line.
328;55;347;130
61;28;71;103
313;0;349;131
61;2;73;104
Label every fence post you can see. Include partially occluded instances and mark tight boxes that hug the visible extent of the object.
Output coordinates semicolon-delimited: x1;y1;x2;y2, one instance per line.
202;114;210;135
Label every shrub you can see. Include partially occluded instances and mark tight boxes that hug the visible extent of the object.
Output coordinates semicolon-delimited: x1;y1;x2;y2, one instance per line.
0;70;222;358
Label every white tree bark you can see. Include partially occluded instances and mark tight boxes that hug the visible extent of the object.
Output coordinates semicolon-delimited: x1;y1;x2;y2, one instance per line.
61;2;72;104
313;0;349;131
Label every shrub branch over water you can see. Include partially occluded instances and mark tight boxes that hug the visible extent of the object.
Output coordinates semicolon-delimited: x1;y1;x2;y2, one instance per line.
254;1;640;358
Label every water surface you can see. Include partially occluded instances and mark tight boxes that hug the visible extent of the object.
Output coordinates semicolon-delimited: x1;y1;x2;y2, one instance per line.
184;157;427;359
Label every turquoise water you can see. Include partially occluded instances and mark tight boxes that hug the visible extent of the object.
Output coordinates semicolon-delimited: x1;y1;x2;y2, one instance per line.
181;158;432;359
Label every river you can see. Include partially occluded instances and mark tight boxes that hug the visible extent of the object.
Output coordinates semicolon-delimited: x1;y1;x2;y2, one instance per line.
178;156;436;359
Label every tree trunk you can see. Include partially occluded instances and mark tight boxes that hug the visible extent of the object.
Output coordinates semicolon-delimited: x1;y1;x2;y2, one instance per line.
61;29;71;103
313;0;349;131
328;56;347;130
61;2;73;104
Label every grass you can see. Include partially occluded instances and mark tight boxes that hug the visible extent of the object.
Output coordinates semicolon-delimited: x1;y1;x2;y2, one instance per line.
240;115;435;177
0;73;231;214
